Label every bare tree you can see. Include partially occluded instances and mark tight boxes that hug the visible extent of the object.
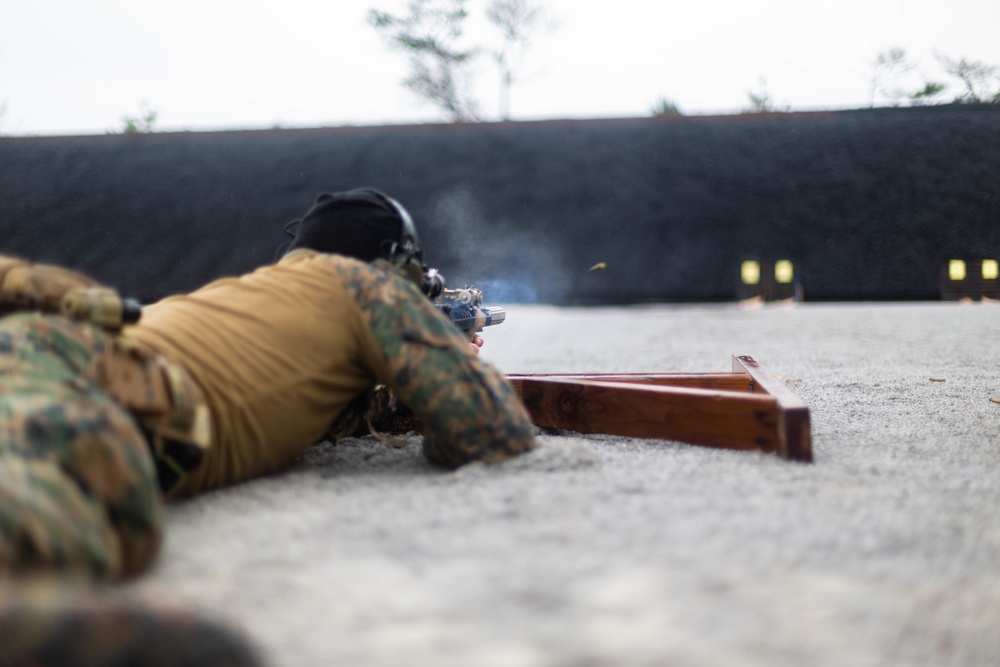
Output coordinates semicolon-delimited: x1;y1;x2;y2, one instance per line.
369;0;554;122
869;47;916;107
868;46;1000;107
935;52;1000;103
486;0;546;120
369;0;481;122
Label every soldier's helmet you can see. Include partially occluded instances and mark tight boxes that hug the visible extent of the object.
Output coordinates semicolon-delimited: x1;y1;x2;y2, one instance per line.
278;189;437;292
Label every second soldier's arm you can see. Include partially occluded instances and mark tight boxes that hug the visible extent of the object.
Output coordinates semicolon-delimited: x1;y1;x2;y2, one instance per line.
337;259;537;467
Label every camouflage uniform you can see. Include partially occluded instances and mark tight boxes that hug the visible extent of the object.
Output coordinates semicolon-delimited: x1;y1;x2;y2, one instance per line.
0;251;533;665
339;258;537;468
0;253;536;578
0;313;163;580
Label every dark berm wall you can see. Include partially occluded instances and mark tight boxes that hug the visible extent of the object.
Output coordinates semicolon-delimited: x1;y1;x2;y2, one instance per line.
2;105;998;304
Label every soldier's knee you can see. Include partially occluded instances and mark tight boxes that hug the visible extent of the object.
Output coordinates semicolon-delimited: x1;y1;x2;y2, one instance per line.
0;456;160;580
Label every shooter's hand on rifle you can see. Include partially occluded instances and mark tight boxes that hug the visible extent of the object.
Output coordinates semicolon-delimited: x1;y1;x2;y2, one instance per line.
469;334;484;355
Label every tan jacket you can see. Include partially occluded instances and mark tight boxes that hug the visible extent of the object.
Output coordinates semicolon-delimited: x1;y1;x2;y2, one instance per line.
127;250;537;497
127;252;392;495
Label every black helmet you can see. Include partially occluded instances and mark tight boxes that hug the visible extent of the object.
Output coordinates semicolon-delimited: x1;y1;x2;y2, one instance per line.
280;188;422;261
278;189;435;291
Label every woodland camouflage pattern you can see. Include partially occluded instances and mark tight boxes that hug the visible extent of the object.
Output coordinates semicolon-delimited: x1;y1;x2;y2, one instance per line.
0;313;162;580
0;580;262;667
337;258;537;467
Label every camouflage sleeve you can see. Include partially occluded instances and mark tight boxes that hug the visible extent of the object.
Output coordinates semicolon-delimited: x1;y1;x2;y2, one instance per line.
336;259;537;468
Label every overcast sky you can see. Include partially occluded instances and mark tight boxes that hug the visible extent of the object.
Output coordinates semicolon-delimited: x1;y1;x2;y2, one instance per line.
1;0;997;136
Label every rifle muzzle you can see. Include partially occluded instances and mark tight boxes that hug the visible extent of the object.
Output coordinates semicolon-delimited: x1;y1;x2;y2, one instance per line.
447;304;505;333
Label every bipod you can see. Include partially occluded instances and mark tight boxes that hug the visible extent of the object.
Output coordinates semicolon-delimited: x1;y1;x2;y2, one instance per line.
506;355;812;462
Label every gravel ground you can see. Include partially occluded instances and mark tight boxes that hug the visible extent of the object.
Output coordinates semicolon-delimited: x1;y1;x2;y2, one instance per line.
129;301;1000;667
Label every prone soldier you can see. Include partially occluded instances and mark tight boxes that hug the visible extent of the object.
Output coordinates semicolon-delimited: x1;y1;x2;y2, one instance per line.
0;189;537;664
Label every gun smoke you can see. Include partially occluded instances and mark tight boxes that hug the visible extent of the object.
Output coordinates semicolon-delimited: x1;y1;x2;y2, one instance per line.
429;189;573;304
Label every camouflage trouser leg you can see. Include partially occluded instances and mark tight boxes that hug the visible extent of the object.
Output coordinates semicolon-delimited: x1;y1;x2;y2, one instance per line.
0;313;163;579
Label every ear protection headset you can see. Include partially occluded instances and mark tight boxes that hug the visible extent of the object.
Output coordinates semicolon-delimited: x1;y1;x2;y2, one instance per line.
374;192;446;299
278;190;446;299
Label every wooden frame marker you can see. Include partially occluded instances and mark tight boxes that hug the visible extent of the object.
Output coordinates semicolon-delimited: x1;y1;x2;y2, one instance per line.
506;355;812;462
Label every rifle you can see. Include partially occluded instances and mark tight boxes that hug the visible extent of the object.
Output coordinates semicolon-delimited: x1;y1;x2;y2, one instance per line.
420;267;505;338
436;287;506;337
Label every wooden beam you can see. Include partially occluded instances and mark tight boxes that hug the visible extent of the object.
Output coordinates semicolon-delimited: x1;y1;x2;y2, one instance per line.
505;356;813;463
733;355;812;462
508;373;753;391
511;377;781;454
